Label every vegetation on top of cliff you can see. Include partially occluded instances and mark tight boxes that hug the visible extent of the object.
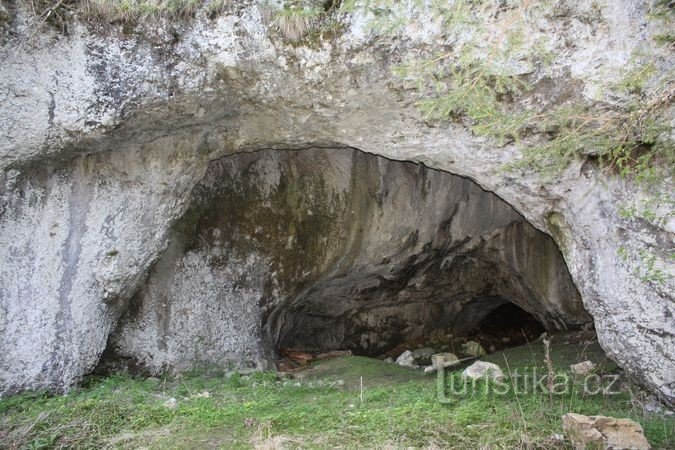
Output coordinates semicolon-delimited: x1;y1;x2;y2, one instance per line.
11;0;230;27
272;4;324;41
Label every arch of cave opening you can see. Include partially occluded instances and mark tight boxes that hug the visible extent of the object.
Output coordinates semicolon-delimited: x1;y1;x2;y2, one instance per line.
99;146;591;376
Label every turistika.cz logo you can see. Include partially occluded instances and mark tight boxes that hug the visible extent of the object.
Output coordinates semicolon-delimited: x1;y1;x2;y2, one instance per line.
435;367;621;403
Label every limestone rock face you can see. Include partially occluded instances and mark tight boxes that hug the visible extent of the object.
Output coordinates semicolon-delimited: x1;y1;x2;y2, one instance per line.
0;0;673;405
0;142;210;393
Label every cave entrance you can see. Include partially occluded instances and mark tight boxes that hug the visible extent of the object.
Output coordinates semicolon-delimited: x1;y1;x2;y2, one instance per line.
104;147;591;375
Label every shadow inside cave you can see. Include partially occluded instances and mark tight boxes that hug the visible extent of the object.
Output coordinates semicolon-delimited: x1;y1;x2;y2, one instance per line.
99;147;592;376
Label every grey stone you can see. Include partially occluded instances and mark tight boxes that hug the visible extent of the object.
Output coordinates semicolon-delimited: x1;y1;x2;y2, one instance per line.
423;366;436;374
395;350;416;368
461;341;487;357
411;348;436;365
462;362;505;382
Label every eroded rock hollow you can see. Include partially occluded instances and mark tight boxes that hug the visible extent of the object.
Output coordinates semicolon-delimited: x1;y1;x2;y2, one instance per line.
101;148;589;374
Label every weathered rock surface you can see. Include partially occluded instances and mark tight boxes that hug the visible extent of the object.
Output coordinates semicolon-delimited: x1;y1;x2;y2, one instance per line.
0;0;673;404
0;142;211;393
562;413;651;450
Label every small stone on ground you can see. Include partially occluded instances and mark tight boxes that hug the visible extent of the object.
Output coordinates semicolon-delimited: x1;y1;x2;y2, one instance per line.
411;347;435;365
570;360;596;375
462;361;504;381
461;340;486;357
395;350;417;368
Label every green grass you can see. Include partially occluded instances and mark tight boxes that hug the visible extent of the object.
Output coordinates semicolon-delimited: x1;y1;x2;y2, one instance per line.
1;344;673;449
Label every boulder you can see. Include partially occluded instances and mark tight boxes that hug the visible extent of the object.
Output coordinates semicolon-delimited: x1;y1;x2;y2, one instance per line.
562;413;650;450
395;350;417;368
462;361;504;381
570;361;597;376
431;352;460;369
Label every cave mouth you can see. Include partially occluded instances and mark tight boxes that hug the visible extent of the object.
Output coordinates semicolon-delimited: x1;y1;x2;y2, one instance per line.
103;146;591;375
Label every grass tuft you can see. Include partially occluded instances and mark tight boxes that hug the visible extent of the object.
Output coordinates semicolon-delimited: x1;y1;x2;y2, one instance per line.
273;5;323;41
13;0;230;26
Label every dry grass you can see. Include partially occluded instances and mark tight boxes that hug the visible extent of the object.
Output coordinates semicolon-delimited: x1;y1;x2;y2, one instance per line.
273;6;322;41
14;0;229;25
